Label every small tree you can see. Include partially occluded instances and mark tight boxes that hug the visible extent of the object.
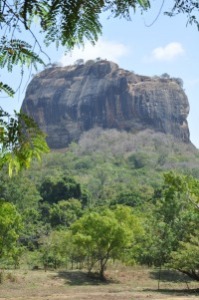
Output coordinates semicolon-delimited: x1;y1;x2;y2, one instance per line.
169;232;199;281
39;176;83;205
39;230;72;270
138;172;199;267
71;206;142;280
0;199;22;266
161;73;170;79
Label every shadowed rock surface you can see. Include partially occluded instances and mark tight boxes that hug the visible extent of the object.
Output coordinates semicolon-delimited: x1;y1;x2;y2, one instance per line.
21;60;190;149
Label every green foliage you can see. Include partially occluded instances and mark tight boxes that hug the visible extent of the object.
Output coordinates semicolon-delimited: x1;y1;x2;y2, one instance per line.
39;175;84;205
0;174;41;211
71;206;143;279
49;199;83;228
19;207;49;250
0;38;44;72
0;82;14;97
0;199;22;265
138;172;199;267
0;124;199;272
128;152;151;169
0;0;196;75
0;0;149;51
0;36;45;96
169;232;199;281
111;184;153;207
39;230;72;270
0;110;49;176
23;129;199;210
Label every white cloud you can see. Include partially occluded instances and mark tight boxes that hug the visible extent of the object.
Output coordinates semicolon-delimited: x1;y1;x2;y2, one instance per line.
60;39;129;66
146;42;185;62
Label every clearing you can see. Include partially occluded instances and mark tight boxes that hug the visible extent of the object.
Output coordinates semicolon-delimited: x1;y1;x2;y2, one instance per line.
0;266;199;300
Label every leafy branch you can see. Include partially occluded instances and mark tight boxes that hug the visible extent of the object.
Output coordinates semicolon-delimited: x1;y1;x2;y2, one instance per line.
165;0;199;30
0;108;49;176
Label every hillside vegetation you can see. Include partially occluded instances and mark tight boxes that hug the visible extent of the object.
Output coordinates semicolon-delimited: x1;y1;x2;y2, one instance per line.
1;129;199;284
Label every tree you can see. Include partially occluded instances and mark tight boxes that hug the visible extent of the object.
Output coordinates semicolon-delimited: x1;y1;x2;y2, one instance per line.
169;232;199;281
39;175;84;205
138;172;199;267
49;199;83;228
161;73;170;79
0;199;22;265
0;173;41;211
39;230;72;270
71;205;142;280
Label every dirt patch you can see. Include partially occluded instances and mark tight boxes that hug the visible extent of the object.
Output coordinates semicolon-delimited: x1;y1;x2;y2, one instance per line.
0;267;198;300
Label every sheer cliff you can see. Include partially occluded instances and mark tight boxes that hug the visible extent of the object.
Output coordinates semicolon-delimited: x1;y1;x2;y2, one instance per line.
21;60;190;149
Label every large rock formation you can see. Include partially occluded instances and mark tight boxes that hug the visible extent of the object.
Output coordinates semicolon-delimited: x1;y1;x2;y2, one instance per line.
21;60;190;149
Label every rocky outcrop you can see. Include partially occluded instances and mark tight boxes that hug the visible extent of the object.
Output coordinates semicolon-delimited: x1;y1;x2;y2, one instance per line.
21;60;190;149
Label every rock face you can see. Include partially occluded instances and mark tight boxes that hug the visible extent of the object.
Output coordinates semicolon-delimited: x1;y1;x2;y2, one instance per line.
21;60;190;149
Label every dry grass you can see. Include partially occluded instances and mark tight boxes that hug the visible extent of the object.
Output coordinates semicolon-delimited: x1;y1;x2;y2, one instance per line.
0;266;199;300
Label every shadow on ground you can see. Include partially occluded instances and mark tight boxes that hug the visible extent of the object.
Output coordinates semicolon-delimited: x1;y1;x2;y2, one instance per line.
143;288;199;297
52;270;118;286
150;269;192;283
146;269;199;297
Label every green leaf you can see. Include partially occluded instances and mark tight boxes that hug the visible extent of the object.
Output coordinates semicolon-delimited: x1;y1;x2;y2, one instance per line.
0;109;49;176
0;82;14;97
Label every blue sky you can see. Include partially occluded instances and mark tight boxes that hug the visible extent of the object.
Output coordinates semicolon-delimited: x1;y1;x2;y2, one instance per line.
1;0;198;148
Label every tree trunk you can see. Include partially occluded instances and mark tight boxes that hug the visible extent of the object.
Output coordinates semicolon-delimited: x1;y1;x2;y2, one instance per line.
99;259;107;281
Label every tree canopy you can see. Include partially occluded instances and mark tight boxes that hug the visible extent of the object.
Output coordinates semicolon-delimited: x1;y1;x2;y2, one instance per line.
71;206;142;279
138;172;199;277
0;199;22;265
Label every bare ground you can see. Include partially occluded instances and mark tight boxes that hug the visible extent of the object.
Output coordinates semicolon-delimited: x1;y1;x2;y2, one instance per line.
0;266;199;300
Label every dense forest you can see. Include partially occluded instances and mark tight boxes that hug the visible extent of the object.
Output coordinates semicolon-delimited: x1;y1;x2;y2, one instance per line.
1;128;199;281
